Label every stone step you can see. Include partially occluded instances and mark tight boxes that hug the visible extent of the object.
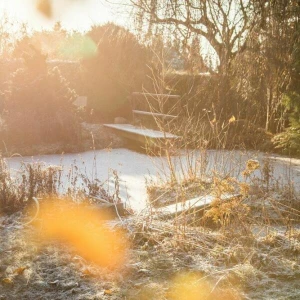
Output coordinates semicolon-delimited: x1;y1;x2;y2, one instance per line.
104;124;179;144
132;110;178;120
155;193;242;218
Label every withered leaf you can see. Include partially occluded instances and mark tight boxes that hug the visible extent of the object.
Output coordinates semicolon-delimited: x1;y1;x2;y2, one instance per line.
104;289;113;295
14;267;27;275
2;277;13;284
36;0;52;18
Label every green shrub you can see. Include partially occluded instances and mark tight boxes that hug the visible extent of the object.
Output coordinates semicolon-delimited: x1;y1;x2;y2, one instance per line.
273;126;300;156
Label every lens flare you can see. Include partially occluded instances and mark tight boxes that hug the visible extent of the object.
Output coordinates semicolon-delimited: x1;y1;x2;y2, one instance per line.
169;273;211;300
36;0;52;18
31;199;128;269
60;35;98;59
168;272;241;300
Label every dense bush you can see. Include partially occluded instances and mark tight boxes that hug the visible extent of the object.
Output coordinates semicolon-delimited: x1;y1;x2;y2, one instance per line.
0;48;80;147
165;73;216;115
273;26;300;156
165;72;240;120
273;126;300;156
82;23;151;121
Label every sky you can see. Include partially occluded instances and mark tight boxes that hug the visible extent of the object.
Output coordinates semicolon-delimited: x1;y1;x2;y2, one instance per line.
0;0;129;32
0;0;217;68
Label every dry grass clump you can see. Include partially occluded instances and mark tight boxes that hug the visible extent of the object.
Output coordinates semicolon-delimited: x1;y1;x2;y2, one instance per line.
131;71;300;297
0;155;114;214
129;204;300;298
147;178;211;208
0;157;63;213
140;109;300;298
0;210;129;299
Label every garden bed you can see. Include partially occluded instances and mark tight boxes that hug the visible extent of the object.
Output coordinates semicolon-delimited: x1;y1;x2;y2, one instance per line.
0;123;124;157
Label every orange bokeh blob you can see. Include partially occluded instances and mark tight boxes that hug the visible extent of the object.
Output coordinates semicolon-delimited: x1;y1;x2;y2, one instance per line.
168;272;241;300
36;0;52;18
32;199;128;269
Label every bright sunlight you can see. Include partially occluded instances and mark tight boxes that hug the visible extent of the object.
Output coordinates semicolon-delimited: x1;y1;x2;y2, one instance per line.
0;0;299;299
0;0;119;31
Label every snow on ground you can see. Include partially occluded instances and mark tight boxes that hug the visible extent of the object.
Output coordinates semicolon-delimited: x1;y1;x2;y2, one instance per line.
5;149;300;211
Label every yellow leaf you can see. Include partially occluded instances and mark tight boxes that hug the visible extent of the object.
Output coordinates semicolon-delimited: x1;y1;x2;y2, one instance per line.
229;115;236;123
104;289;113;295
14;267;27;275
2;278;13;284
82;268;94;277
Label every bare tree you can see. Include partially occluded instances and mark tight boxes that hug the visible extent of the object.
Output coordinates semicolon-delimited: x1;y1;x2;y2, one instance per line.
232;0;300;131
130;0;254;74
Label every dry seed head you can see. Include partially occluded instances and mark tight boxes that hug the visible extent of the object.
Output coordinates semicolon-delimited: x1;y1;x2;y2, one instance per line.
245;160;260;171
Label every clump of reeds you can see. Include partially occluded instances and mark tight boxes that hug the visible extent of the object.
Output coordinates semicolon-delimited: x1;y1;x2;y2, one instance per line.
0;154;115;214
131;64;300;298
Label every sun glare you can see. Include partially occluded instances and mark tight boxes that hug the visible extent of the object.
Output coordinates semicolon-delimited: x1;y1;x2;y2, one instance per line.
0;1;298;299
0;0;117;32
